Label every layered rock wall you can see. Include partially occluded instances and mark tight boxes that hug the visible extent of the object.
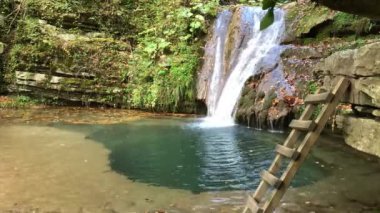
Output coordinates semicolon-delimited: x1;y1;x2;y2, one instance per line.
316;42;380;156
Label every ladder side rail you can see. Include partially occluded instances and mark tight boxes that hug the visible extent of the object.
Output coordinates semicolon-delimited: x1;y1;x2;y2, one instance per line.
250;104;316;204
261;78;350;213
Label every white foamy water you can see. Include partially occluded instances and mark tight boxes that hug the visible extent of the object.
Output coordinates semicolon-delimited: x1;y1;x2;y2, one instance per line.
201;7;285;128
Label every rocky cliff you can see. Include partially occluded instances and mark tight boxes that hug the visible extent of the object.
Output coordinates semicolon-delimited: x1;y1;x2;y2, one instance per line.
1;0;220;112
317;42;380;157
232;2;380;156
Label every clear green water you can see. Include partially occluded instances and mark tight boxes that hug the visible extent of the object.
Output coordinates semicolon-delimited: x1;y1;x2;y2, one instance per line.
55;117;328;193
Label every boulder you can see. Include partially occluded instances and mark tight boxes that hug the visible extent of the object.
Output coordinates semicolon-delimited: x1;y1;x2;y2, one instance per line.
338;115;380;157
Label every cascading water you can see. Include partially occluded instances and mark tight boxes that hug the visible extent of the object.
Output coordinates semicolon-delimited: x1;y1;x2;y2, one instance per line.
206;10;233;117
200;7;285;127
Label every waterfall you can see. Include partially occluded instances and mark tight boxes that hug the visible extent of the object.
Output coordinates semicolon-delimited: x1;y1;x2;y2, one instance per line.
201;7;285;128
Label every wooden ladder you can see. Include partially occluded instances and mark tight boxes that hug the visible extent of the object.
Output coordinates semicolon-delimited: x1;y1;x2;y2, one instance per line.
243;77;350;213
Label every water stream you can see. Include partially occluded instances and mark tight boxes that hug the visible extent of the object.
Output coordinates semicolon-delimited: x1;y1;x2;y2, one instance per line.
203;7;285;127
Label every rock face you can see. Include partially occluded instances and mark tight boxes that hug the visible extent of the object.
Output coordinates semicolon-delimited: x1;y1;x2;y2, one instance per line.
316;42;380;77
0;42;4;54
5;18;130;106
338;115;380;157
316;42;380;157
235;66;295;130
196;10;232;102
196;7;257;103
235;44;325;130
316;42;380;109
283;2;336;42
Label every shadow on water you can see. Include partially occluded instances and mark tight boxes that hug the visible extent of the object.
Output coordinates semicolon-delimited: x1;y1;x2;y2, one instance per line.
53;118;330;193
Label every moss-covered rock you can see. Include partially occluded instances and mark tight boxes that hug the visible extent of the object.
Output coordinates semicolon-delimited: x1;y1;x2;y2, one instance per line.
235;66;295;130
2;0;220;112
283;2;375;43
283;2;335;42
5;17;130;106
25;0;133;35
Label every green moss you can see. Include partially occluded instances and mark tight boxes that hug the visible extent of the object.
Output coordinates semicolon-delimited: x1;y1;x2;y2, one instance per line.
332;12;371;35
263;89;277;110
315;12;372;40
25;0;133;35
286;3;334;38
122;0;219;112
238;88;256;108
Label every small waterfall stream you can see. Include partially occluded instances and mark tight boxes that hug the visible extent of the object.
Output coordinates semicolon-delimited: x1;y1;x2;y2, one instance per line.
201;7;285;127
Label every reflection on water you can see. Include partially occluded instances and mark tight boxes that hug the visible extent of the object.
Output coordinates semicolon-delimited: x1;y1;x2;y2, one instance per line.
55;118;328;193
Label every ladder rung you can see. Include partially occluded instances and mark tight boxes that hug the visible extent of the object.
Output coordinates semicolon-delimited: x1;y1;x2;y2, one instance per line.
260;170;282;189
275;144;300;160
247;195;263;213
304;92;334;104
289;120;316;131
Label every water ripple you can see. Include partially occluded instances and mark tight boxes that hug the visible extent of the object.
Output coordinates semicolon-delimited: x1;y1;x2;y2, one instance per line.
80;118;327;193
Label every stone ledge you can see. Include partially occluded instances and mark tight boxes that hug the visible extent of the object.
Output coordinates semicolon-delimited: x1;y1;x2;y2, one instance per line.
315;42;380;77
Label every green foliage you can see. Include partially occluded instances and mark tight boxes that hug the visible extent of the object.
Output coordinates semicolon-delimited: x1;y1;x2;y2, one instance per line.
0;95;36;108
260;8;274;30
295;81;321;118
25;0;132;35
6;17;130;93
3;0;221;112
306;81;318;94
262;0;276;10
329;12;373;36
124;0;219;112
259;0;291;30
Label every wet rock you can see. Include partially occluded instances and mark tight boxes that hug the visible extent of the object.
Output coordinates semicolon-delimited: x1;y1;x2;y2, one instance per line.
196;6;260;103
0;15;5;27
0;42;4;54
372;110;380;117
196;10;232;102
235;66;295;130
